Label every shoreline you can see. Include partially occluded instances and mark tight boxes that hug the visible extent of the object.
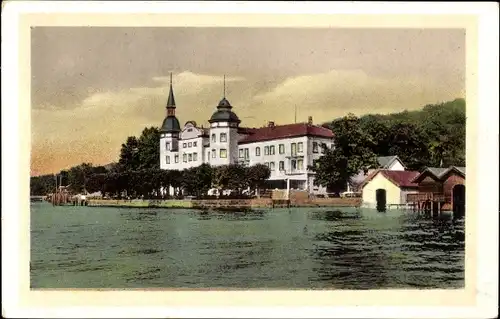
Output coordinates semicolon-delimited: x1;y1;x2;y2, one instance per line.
84;198;362;209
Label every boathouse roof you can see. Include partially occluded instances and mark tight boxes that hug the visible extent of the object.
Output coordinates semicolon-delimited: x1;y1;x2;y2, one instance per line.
411;166;466;183
360;169;420;189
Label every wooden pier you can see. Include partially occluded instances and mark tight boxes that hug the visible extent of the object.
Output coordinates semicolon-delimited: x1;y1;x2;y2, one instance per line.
406;193;451;217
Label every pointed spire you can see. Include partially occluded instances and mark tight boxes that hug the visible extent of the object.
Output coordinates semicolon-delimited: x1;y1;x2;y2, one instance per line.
166;72;176;108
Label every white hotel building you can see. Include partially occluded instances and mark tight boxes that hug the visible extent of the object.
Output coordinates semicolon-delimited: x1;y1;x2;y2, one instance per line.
159;76;335;194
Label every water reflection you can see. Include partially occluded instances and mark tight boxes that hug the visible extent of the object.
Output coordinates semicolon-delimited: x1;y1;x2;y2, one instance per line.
309;210;362;221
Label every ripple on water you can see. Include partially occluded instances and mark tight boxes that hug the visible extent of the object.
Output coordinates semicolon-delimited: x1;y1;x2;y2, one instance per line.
30;204;465;289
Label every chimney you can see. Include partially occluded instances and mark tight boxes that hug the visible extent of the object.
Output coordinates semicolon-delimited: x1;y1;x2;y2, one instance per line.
268;121;275;128
307;116;313;125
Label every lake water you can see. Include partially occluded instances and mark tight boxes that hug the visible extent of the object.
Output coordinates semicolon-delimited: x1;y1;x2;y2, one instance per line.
30;202;465;289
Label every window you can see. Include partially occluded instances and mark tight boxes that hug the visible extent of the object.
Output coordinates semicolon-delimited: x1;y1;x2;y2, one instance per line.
183;154;187;162
312;142;319;153
291;160;297;170
188;154;193;162
279;144;285;154
270;162;275;171
188;142;192;147
220;149;227;158
298;142;304;153
193;153;198;161
165;142;170;151
297;159;304;170
212;149;216;158
279;161;285;171
321;143;327;154
211;134;216;143
183;143;187;148
220;133;227;142
291;143;297;156
255;147;261;156
270;145;275;155
166;156;170;164
239;149;244;158
264;146;269;155
187;128;193;132
244;148;249;160
174;155;179;163
193;141;197;147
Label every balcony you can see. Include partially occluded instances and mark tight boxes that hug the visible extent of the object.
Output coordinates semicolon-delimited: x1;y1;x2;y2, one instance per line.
285;169;306;176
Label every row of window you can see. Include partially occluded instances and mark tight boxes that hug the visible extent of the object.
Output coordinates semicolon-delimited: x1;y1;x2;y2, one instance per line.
263;159;304;171
238;141;333;158
167;139;332;154
211;133;227;143
165;152;199;164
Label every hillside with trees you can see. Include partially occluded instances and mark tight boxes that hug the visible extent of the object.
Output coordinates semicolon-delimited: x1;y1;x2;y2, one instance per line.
312;98;466;192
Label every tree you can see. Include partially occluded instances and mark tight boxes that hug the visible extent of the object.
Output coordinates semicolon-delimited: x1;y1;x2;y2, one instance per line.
315;114;379;193
387;121;432;170
137;127;160;170
118;136;140;172
246;164;271;195
181;164;213;197
67;163;94;193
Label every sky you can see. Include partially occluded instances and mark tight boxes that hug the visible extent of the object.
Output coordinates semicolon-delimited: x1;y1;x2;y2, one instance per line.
31;27;465;176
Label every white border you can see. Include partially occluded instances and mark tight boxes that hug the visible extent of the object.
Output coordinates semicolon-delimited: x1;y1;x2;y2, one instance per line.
2;2;499;318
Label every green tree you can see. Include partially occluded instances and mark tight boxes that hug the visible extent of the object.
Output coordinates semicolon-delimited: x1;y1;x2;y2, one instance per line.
181;164;213;197
67;163;94;193
137;127;160;170
118;136;140;172
387;121;432;170
315;114;378;192
246;164;271;196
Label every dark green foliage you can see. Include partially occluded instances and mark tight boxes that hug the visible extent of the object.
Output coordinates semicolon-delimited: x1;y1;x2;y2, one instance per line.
316;114;379;192
313;98;466;191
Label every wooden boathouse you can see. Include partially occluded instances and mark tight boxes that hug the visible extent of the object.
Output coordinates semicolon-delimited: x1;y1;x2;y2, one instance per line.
406;166;466;218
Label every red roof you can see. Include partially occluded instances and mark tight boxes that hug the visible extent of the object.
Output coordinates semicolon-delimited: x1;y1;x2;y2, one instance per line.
380;170;420;188
361;169;420;188
238;123;334;144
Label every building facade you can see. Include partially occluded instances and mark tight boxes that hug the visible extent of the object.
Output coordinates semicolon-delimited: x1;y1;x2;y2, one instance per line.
158;75;335;194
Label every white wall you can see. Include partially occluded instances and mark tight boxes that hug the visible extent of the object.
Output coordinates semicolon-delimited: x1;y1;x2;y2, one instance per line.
362;173;402;208
238;135;334;194
208;122;239;166
159;132;179;170
388;159;405;171
161;123;207;170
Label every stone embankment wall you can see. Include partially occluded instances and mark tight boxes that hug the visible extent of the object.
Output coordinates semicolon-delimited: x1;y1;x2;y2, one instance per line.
87;196;361;209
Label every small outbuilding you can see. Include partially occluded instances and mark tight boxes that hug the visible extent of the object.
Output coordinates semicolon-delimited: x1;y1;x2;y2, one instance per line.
360;169;420;211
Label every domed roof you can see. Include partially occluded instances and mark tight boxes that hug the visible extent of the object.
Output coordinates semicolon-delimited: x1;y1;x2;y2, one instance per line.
208;97;241;124
160;116;181;133
218;97;232;108
209;109;241;123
